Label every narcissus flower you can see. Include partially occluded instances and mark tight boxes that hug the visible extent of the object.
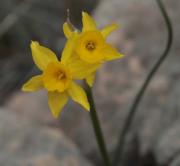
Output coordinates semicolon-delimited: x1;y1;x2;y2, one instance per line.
63;12;124;86
22;35;98;118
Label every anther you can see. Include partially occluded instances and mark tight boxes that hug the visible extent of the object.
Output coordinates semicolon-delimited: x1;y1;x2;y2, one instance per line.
86;41;96;51
57;71;66;80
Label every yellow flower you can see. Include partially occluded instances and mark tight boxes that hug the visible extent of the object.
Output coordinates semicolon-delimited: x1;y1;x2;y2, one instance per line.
22;35;97;118
63;11;124;86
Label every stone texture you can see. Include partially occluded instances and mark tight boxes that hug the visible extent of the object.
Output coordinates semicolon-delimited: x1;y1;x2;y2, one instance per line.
59;0;180;165
6;91;52;124
152;82;180;165
154;122;180;165
170;156;180;166
0;108;92;166
3;0;180;165
92;0;180;165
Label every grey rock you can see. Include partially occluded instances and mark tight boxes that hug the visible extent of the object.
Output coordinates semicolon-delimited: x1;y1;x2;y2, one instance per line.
154;122;180;165
4;0;180;165
170;155;180;166
6;91;52;124
59;0;180;165
0;108;92;166
152;81;180;165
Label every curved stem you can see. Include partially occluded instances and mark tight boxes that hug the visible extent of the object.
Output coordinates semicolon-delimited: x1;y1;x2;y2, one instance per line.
85;84;111;166
112;0;173;165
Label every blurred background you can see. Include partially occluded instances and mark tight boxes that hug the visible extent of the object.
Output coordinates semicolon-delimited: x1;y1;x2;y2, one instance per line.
0;0;180;166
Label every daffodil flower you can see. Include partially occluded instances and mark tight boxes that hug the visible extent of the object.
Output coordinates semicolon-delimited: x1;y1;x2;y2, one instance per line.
22;35;98;118
63;12;124;86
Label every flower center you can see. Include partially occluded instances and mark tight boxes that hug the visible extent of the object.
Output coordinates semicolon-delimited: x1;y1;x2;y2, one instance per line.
76;31;105;64
56;71;66;80
42;62;72;92
85;41;96;51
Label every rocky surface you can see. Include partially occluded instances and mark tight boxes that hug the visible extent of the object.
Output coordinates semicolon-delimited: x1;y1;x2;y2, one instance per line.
95;0;180;165
6;91;52;124
0;108;93;166
59;0;180;165
1;0;180;166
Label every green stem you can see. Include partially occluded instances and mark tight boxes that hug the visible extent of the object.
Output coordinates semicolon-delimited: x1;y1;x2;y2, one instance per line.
85;84;111;166
112;0;173;165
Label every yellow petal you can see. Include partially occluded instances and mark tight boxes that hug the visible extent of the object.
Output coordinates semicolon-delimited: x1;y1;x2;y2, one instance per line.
101;23;119;39
82;11;97;32
86;73;95;87
48;91;68;118
22;75;43;92
63;22;73;39
68;82;90;111
61;34;77;64
102;44;124;61
69;56;100;79
31;41;58;71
